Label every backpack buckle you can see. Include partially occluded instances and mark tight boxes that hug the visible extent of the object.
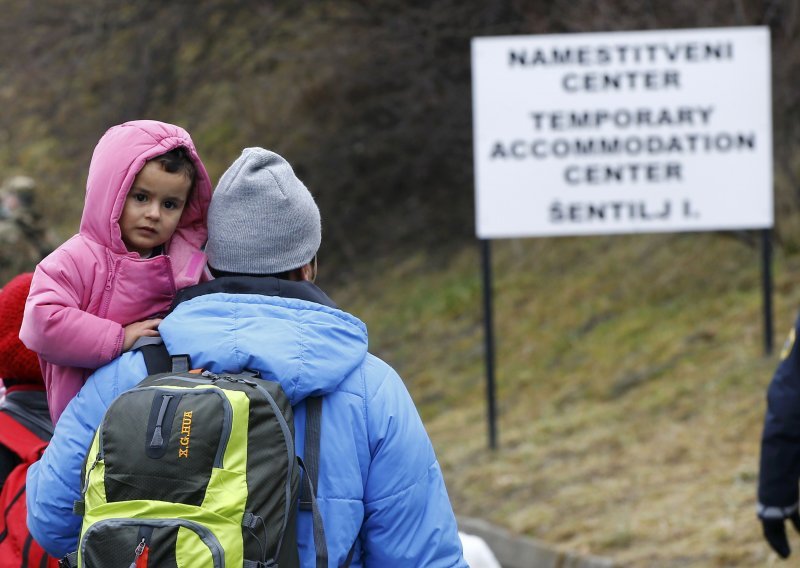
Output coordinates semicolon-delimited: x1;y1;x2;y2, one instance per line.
170;354;191;373
58;552;78;568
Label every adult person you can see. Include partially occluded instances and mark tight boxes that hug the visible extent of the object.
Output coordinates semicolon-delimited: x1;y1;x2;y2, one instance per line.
0;272;58;567
27;147;467;567
0;176;55;283
758;317;800;559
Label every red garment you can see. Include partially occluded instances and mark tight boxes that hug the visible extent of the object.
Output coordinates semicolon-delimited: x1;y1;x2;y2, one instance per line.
0;411;58;567
0;273;41;384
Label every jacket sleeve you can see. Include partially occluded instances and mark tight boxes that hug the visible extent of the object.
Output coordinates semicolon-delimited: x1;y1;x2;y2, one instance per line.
361;365;467;567
26;352;147;558
20;251;124;368
759;314;800;512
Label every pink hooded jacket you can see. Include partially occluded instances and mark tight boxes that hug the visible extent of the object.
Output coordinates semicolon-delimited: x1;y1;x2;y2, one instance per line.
19;120;213;423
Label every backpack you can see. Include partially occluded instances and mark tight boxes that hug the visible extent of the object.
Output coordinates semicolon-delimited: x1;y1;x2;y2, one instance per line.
62;344;330;568
0;406;59;568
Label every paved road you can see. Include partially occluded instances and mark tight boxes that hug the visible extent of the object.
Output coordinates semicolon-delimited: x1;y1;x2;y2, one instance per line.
458;517;614;568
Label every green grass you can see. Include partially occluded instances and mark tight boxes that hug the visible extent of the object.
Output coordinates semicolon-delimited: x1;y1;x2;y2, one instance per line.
331;231;795;567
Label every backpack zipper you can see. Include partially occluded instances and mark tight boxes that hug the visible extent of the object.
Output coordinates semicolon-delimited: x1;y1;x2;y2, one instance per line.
129;537;146;568
80;452;101;499
100;386;232;468
81;518;224;567
148;394;173;448
129;525;153;568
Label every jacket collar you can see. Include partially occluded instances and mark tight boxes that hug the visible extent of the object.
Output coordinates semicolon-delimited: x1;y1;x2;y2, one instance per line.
173;275;337;310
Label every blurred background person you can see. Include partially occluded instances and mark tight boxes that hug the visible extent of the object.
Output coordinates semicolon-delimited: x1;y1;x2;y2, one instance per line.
0;272;58;567
0;176;56;284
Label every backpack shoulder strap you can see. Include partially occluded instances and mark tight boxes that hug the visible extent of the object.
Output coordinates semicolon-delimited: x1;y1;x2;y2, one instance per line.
0;396;53;441
134;338;191;375
299;397;322;510
299;397;328;568
299;397;356;568
0;411;47;462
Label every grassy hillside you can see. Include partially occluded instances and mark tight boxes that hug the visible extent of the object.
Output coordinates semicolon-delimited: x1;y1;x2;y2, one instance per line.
332;230;797;567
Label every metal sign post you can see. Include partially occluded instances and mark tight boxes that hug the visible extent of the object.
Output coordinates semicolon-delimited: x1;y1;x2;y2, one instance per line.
762;228;773;355
480;239;498;450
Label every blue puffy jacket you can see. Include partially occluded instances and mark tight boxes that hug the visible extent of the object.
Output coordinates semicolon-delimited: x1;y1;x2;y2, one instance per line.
27;277;467;567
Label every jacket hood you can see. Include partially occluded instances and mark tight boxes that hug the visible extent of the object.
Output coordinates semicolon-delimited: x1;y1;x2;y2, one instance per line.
79;120;212;255
158;290;369;404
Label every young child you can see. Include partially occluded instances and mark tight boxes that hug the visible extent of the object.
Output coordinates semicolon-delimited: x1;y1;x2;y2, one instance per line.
19;120;213;423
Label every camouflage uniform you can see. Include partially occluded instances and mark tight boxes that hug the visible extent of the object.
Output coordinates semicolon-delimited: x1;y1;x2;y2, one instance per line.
0;176;54;284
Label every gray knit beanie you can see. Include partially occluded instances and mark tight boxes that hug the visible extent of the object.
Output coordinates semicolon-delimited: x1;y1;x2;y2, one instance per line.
206;148;321;275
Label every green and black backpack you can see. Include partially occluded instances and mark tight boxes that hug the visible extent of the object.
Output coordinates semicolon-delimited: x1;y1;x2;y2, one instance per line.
61;342;330;568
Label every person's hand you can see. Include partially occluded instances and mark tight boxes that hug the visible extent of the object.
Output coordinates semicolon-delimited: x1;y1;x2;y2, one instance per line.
122;318;163;352
762;511;800;558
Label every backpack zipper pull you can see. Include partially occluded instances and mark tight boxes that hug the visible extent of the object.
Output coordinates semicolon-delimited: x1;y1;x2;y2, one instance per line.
129;538;147;568
149;394;173;448
80;452;101;497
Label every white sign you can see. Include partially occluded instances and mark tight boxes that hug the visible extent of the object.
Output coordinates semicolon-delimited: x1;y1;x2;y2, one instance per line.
472;27;773;238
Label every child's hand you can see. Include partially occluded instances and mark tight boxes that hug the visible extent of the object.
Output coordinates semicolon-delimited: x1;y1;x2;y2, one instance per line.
122;318;163;352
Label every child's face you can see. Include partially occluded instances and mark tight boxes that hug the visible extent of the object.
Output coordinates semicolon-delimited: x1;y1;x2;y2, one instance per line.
119;161;192;257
